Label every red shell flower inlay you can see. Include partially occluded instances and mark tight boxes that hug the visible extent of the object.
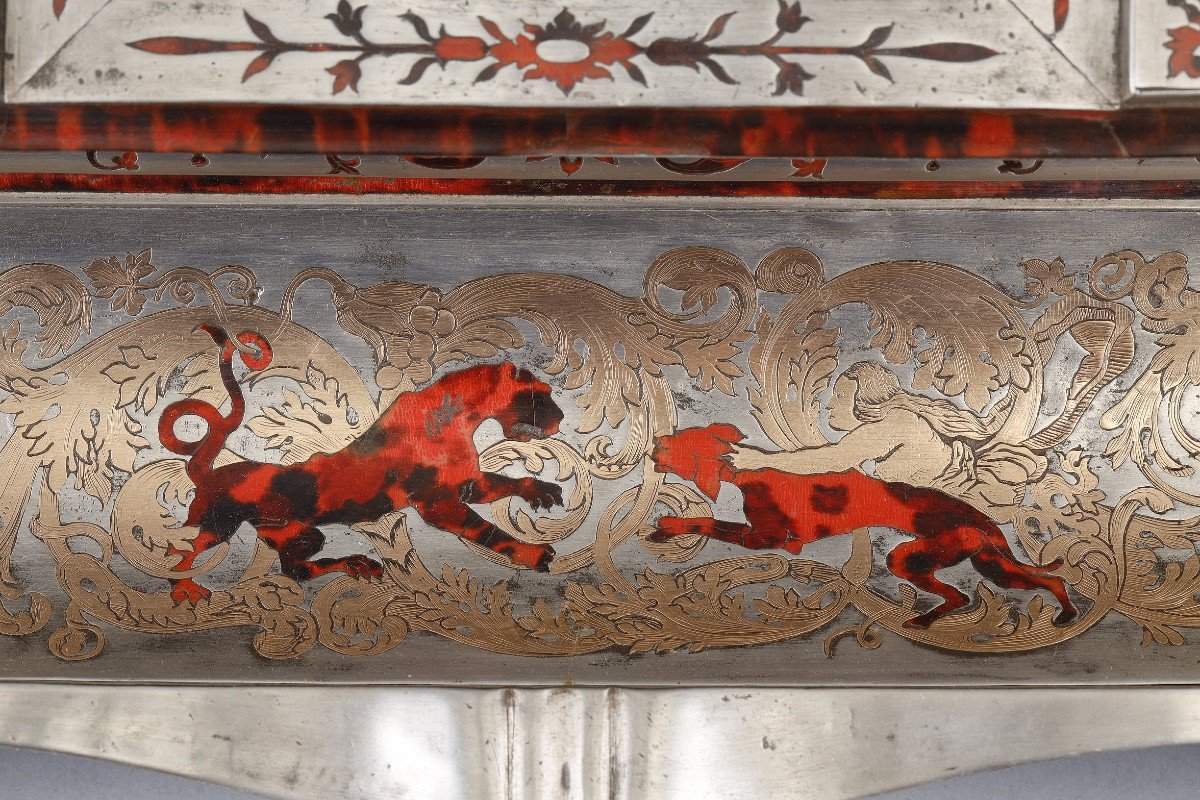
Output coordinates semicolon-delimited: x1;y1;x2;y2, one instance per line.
479;10;649;94
127;1;1000;98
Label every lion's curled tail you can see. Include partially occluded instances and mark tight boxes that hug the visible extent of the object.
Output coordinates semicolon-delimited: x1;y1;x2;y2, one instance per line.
158;323;272;481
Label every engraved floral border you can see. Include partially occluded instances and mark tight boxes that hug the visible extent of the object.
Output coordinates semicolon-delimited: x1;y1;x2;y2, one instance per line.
124;1;1000;97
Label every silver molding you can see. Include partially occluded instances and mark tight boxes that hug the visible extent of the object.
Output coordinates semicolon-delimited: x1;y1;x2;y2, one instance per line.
1;683;1199;800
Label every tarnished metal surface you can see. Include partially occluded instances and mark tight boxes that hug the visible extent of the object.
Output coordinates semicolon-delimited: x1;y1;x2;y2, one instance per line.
4;0;1118;107
0;196;1196;684
1129;0;1200;101
2;683;1200;799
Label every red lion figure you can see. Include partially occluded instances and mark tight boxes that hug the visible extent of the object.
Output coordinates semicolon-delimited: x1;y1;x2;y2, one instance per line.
647;424;1077;628
158;324;565;604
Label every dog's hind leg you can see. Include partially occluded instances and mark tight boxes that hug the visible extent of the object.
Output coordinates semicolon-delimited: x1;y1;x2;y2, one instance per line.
966;513;1077;625
166;529;223;604
887;538;972;628
970;547;1078;625
260;522;383;582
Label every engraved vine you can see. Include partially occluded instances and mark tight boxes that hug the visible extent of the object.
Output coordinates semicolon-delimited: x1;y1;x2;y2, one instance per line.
0;244;1197;659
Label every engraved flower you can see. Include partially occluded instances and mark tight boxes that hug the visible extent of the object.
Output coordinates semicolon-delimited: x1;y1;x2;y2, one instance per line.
325;0;367;39
478;9;651;94
399;11;491;86
326;59;363;94
773;61;815;96
1022;256;1076;299
1166;25;1200;78
643;12;738;85
84;250;155;316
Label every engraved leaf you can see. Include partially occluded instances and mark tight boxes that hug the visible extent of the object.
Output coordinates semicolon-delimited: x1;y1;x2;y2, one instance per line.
84;250;155;317
246;363;365;463
1053;0;1070;31
243;52;280;82
431;249;757;431
2;315;225;500
937;583;1019;638
0;264;91;358
672;337;744;395
1092;251;1200;475
477;16;506;42
754;584;805;614
1057;449;1105;514
1142;622;1185;647
515;597;578;642
825;261;1035;412
101;346;161;413
480;580;514;617
700;11;736;42
622;12;653;38
244;12;280;43
749;309;840;449
17;385;150;498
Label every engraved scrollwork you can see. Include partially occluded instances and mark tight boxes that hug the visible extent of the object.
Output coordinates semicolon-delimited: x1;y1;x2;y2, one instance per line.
33;483;317;660
1;243;1199;661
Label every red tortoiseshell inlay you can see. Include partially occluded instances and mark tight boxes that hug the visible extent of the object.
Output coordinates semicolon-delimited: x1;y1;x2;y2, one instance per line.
0;172;1195;199
649;425;1076;628
2;105;1196;159
161;325;565;602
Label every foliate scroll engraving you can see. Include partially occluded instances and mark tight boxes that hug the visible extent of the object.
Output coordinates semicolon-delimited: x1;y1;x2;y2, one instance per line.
0;245;1198;661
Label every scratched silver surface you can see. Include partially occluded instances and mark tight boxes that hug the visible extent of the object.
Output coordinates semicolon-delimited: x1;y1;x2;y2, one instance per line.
3;684;1200;800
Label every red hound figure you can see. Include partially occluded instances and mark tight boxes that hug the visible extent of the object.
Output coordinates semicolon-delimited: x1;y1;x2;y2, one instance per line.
648;424;1077;628
159;324;566;604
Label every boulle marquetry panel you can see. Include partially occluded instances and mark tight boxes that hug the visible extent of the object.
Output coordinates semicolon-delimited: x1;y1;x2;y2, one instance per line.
0;197;1197;687
5;3;1200;799
5;0;1118;107
1129;0;1200;99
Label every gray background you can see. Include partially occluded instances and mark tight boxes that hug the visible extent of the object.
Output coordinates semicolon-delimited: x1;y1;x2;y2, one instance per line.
1;742;1197;798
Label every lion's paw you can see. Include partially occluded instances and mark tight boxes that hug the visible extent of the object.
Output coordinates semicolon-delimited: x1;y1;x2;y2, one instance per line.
521;478;564;511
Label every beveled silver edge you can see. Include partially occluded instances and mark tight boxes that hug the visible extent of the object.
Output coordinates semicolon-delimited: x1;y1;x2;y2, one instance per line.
4;192;1200;212
0;683;1197;800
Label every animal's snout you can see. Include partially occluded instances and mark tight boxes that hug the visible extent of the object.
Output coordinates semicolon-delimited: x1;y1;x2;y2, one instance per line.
509;386;564;438
510;422;550;440
530;390;564;434
649;441;670;472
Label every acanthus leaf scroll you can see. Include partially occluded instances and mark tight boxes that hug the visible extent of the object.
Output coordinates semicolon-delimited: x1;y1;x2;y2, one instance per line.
0;245;1197;659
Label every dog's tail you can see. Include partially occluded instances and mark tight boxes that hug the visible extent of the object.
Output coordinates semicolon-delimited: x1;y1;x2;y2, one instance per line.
973;510;1064;574
159;324;272;480
967;505;1077;624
